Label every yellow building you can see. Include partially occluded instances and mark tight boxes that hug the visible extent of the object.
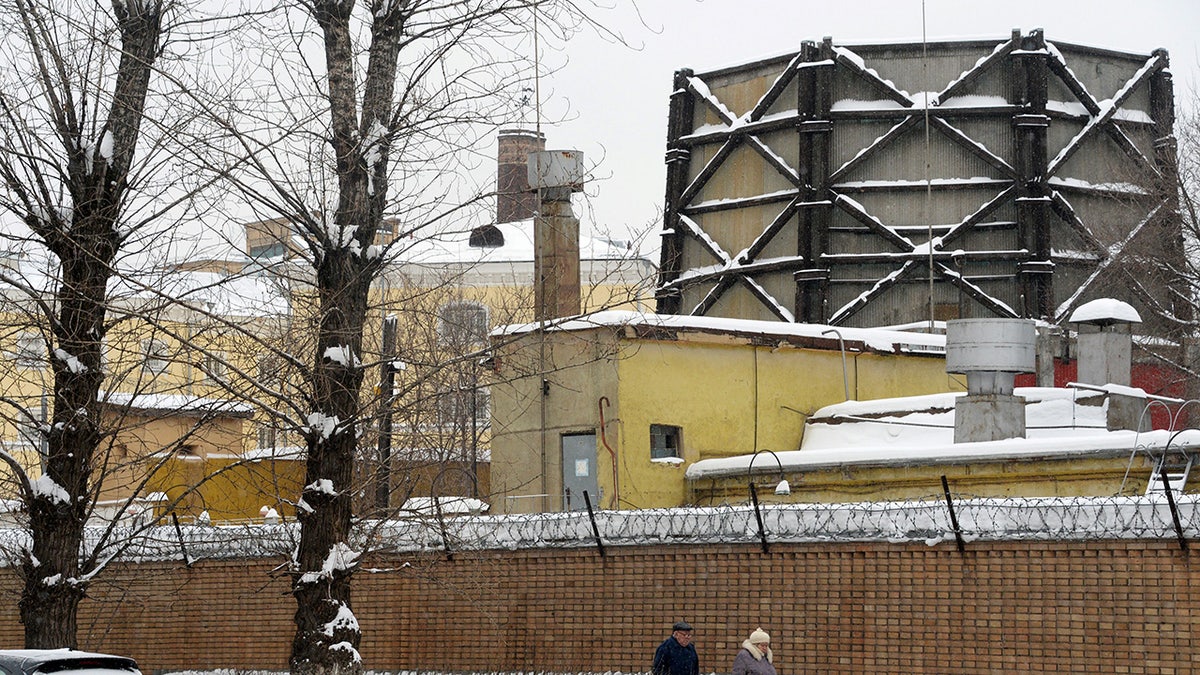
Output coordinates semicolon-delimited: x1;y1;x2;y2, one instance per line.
0;257;305;525
0;129;658;522
489;311;962;512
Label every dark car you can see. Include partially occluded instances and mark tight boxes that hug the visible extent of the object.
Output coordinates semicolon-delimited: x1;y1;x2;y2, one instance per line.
0;650;140;675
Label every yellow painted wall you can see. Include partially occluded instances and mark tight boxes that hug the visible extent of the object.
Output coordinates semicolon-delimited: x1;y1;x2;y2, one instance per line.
490;329;622;513
612;337;961;509
688;453;1158;506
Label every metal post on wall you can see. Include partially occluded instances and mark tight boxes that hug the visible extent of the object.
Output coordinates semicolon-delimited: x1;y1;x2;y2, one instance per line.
583;490;605;557
376;314;398;511
941;475;966;552
749;481;768;553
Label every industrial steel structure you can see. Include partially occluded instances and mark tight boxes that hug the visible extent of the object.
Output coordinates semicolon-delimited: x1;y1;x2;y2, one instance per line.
657;30;1183;334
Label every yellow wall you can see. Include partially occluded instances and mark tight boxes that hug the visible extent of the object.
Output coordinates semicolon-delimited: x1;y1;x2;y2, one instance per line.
100;408;304;523
688;453;1157;505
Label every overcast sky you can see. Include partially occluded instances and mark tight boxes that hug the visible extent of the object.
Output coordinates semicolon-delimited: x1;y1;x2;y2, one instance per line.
534;0;1200;249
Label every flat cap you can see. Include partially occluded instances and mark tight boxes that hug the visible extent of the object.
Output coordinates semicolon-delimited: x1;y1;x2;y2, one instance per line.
672;621;693;632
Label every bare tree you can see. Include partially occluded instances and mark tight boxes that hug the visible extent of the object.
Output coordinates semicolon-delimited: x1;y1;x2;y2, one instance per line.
0;0;269;648
0;0;171;647
187;1;644;672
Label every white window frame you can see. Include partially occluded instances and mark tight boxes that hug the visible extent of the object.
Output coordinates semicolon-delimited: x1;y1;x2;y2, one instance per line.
203;351;227;382
438;301;489;348
13;332;46;369
141;338;169;375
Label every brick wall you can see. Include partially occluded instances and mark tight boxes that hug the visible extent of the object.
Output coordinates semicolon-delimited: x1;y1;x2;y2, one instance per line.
2;539;1195;673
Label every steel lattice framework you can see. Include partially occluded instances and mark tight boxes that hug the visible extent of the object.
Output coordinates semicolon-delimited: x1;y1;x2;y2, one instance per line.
657;29;1182;331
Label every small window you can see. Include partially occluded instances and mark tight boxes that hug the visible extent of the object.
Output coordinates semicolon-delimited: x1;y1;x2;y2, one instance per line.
438;301;488;348
203;351;227;382
437;385;490;429
468;224;504;248
13;332;46;368
650;424;681;460
257;354;281;386
249;241;286;259
142;338;169;374
15;414;42;449
257;425;277;449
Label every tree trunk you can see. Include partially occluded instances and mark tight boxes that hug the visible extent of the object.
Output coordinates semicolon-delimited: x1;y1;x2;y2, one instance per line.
290;2;401;672
12;0;161;648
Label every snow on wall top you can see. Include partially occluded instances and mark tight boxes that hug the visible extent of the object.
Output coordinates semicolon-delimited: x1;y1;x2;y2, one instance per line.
102;392;255;417
493;311;947;356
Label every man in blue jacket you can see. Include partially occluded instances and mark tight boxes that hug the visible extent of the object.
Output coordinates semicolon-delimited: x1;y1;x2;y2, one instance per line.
652;621;699;675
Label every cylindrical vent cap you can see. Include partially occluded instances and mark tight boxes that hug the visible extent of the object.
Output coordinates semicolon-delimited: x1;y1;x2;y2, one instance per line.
945;318;1036;374
528;150;586;191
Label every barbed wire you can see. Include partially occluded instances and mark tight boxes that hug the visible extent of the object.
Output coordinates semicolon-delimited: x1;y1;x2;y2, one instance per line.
0;493;1193;567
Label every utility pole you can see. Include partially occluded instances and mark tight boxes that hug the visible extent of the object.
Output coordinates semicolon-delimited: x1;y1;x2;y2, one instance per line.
375;314;398;511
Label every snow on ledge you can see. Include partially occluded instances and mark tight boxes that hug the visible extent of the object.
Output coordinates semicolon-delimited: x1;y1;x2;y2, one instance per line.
493;311;946;356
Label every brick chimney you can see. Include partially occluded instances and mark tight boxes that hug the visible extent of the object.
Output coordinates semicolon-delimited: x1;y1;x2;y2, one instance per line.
496;129;545;223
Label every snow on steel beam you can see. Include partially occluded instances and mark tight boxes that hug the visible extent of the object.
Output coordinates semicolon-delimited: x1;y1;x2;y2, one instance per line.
828;260;920;325
691;276;735;317
749;51;807;123
829;116;920;184
667;255;811;292
738;198;803;264
683;189;801;215
937;31;1021;103
675;213;731;268
677;140;738;208
678;112;800;147
1048;191;1108;257
938;185;1018;248
741;275;795;322
831;46;914;108
820;249;1029;265
1047;52;1167;177
833;193;916;251
1103;125;1160;178
746;135;802;187
935;262;1019;318
930;117;1017;179
1044;42;1102;116
686;75;738;126
1053;201;1165;320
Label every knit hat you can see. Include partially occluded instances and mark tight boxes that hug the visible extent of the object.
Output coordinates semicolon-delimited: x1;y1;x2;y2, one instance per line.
749;627;770;644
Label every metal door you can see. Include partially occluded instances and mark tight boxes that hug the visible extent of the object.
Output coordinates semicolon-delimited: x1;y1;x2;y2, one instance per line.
561;433;598;512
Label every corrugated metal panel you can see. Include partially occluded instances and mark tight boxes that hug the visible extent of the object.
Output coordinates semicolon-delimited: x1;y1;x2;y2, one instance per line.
1052;46;1151;100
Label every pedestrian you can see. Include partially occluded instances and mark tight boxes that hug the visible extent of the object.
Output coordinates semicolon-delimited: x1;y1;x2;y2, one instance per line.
731;627;776;675
652;620;699;675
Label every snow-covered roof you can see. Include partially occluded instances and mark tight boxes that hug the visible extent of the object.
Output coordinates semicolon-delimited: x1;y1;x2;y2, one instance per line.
393;219;648;266
495;311;947;356
687;386;1197;480
102;392;255;417
0;246;290;318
